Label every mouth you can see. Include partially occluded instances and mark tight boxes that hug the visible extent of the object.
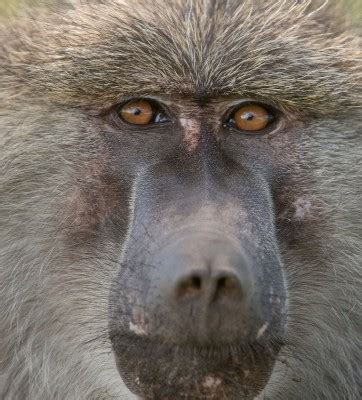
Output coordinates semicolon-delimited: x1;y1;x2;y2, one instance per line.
110;332;284;400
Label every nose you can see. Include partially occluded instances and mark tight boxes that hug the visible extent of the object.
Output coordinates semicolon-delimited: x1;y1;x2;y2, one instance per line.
176;269;244;303
146;233;261;342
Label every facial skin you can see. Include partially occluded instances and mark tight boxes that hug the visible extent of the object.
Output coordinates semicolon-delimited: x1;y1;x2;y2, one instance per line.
108;97;288;399
0;1;360;400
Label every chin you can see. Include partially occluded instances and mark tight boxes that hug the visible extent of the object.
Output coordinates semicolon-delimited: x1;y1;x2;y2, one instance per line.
110;332;284;400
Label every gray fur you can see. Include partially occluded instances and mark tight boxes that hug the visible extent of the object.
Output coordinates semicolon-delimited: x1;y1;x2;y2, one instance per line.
0;1;361;399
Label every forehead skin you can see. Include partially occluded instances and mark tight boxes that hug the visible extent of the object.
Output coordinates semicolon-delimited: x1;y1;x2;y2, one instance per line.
0;0;359;116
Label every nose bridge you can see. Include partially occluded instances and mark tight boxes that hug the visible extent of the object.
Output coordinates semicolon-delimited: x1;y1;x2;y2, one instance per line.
197;124;224;176
179;102;219;154
159;201;253;252
130;157;273;269
131;125;249;233
178;119;227;188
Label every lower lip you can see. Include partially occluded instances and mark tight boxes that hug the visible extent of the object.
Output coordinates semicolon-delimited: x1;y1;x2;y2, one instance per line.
111;332;282;400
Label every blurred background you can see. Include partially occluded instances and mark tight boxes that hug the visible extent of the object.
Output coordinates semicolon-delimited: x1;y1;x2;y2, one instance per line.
0;0;361;19
0;0;66;14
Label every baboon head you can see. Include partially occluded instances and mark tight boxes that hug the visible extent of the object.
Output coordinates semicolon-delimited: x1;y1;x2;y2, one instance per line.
0;1;360;400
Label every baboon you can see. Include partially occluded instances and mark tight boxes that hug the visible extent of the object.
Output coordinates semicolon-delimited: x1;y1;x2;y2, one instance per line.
0;0;361;399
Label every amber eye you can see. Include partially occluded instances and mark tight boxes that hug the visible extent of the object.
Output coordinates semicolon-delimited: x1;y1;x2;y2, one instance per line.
119;99;155;125
232;103;274;132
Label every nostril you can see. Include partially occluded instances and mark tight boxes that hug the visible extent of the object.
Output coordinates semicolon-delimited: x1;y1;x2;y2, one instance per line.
175;272;244;302
191;275;202;289
176;274;202;299
215;274;243;300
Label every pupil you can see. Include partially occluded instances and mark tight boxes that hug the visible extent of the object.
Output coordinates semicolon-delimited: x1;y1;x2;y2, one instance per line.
244;112;254;121
133;108;141;116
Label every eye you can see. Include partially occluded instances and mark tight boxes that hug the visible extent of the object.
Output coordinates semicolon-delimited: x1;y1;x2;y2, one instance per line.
229;103;275;133
118;99;169;125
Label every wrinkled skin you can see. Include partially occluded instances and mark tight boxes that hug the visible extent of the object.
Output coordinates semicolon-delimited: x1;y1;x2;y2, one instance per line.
0;1;361;400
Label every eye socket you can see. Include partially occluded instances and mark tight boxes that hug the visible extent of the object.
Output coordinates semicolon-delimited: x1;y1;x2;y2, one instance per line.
229;103;275;133
117;99;169;125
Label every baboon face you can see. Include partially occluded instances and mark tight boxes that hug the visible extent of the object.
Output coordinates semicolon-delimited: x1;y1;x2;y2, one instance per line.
108;97;287;399
1;1;360;400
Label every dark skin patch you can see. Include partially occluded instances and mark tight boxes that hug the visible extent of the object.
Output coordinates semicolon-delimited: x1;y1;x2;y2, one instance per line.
105;92;289;399
60;160;129;249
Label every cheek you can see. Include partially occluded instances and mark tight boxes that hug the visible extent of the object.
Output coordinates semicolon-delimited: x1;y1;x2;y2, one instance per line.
275;175;324;256
271;149;323;245
293;197;313;221
277;180;320;220
59;162;129;248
